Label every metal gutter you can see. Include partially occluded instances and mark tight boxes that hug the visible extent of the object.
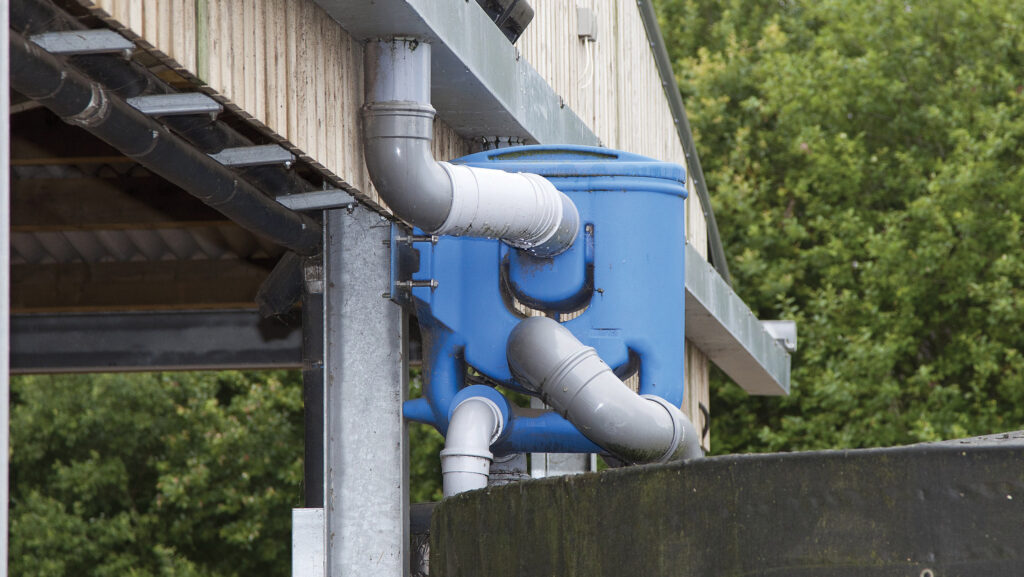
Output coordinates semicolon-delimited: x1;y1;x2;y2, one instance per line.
312;0;600;146
685;243;790;395
636;0;731;285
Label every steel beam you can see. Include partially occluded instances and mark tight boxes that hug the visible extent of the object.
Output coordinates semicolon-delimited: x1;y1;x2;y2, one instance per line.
323;207;408;577
313;0;599;146
9;310;301;373
685;243;791;395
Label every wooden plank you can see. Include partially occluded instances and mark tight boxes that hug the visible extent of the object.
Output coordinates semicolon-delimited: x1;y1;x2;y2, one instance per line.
253;0;266;123
285;0;298;145
200;0;216;87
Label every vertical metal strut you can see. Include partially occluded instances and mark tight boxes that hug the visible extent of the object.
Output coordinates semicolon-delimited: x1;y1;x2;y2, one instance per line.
323;207;408;576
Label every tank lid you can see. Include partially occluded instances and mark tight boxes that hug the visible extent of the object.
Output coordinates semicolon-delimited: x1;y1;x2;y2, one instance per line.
454;145;686;185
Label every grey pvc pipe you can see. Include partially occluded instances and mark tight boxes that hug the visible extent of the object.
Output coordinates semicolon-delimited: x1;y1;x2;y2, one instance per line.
507;317;702;464
363;38;578;257
440;397;504;497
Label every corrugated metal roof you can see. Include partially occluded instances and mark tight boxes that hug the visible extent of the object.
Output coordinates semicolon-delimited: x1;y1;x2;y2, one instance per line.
11;225;283;265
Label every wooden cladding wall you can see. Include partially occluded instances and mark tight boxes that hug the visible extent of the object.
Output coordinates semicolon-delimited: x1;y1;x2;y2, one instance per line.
84;0;470;209
79;0;710;449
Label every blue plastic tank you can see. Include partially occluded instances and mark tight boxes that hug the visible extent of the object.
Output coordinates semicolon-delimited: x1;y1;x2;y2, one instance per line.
399;145;687;455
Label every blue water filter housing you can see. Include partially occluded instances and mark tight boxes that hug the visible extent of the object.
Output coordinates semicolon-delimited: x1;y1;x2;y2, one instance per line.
397;145;687;456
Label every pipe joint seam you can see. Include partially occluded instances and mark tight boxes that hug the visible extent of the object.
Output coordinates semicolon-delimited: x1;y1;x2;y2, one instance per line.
65;82;109;128
363;102;435;140
641;394;685;463
32;68;67;101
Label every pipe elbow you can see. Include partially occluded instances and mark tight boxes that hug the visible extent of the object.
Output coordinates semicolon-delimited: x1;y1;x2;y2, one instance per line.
507;317;702;464
363;129;453;232
440;390;508;497
362;38;579;256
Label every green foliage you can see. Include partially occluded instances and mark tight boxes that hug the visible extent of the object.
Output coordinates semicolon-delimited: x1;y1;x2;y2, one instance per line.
658;0;1024;452
10;371;303;576
408;368;445;503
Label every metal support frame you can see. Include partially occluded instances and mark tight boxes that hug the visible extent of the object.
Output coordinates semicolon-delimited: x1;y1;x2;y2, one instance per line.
209;145;296;168
314;0;599;146
9;30;322;255
126;93;223;118
323;207;408;576
9;310;302;373
277;189;357;212
29;29;133;55
1;2;11;573
685;243;790;395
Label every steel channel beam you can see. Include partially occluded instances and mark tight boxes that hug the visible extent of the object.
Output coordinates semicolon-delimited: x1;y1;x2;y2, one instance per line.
313;0;599;146
9;310;302;373
685;243;791;395
323;207;408;577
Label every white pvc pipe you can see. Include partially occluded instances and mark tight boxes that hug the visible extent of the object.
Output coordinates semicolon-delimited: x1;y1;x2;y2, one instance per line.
438;163;573;251
440;397;504;497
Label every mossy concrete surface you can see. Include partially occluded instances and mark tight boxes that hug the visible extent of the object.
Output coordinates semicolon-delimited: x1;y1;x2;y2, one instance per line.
431;440;1024;576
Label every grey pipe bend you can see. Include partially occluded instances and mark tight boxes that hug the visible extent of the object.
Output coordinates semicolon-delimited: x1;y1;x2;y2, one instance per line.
363;38;578;257
507;317;703;463
363;106;452;231
440;397;504;497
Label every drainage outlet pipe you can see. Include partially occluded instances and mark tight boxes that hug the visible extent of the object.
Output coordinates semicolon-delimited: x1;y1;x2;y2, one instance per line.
440;386;510;497
363;38;578;257
507;317;703;464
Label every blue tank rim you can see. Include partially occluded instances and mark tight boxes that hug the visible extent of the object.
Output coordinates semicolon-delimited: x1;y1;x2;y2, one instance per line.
453;144;687;190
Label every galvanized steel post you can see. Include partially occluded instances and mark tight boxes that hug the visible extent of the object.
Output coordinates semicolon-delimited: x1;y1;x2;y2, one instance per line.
323;207;408;576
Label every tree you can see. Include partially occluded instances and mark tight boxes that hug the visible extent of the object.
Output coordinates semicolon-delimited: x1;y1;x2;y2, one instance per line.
657;0;1024;452
10;371;303;576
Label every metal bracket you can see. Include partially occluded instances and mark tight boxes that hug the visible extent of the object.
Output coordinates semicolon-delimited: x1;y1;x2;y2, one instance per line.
396;234;438;245
30;30;134;56
762;320;798;353
209;144;295;168
126;93;223;118
395;279;438;290
276;189;357;212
